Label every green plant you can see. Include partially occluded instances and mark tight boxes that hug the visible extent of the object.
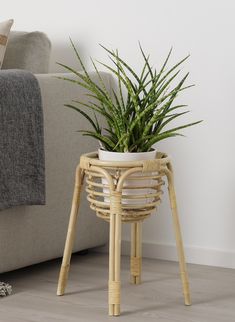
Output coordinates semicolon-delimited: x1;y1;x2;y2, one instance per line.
58;41;202;152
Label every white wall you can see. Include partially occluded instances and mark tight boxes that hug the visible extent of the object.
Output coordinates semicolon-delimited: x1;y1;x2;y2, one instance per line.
3;0;235;268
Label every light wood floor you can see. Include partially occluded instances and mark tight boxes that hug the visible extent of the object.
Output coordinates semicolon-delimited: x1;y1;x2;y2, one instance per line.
0;252;235;322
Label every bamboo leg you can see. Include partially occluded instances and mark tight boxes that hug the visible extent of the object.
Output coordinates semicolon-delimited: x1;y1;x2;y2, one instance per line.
108;189;122;316
166;165;191;306
108;212;122;316
130;222;142;284
109;213;115;316
114;213;121;315
130;223;136;284
57;166;84;296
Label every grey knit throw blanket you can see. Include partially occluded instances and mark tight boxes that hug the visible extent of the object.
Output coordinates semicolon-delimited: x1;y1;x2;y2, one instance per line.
0;69;45;211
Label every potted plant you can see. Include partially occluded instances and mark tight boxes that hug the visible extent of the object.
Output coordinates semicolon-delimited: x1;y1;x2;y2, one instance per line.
58;41;201;165
58;41;202;206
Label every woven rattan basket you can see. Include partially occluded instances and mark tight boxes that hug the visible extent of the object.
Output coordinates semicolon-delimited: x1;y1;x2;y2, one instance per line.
82;151;168;223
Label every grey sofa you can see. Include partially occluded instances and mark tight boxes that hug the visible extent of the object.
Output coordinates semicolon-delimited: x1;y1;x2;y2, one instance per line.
0;32;109;273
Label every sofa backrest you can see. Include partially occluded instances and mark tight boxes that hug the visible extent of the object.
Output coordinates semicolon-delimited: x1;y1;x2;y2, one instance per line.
2;31;51;74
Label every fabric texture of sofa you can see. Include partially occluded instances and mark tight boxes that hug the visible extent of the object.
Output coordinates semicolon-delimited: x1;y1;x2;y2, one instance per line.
2;31;51;73
0;31;109;273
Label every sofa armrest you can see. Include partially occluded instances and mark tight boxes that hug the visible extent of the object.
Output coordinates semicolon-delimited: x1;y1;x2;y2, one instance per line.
0;71;112;273
36;71;111;251
37;72;112;245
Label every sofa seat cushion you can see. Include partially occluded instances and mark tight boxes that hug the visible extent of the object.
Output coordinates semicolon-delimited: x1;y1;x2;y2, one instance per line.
0;19;14;69
2;31;51;74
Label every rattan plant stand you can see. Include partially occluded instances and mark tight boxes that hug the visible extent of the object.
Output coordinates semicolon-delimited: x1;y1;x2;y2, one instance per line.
57;151;191;316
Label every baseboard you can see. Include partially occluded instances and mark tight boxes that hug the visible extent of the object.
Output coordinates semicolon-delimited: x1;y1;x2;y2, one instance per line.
95;240;235;269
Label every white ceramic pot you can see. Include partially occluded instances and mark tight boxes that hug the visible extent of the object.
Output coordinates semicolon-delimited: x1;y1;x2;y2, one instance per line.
98;149;157;162
98;149;157;205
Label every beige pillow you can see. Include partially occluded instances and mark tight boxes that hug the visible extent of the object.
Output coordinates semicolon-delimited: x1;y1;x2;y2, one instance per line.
0;19;14;68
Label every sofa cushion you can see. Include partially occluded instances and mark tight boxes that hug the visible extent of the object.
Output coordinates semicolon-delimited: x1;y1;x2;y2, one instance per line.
2;31;51;74
0;19;14;69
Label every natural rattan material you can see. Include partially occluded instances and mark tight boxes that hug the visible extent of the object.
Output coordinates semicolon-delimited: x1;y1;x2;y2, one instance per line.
57;151;191;316
83;152;167;223
109;281;121;305
130;256;141;276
